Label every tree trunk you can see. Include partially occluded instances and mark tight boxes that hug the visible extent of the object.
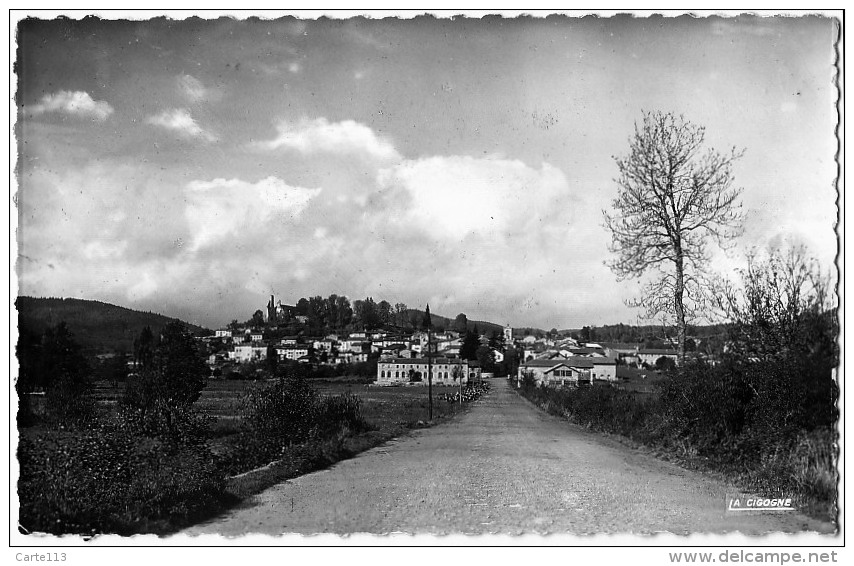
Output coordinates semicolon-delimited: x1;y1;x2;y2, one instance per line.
674;249;686;365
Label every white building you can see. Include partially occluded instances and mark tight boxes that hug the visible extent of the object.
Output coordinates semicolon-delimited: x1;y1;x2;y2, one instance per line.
276;344;311;361
503;324;513;343
518;355;618;386
376;357;469;386
234;343;268;363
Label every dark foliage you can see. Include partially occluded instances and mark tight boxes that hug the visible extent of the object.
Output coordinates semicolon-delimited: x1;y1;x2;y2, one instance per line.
16;321;95;427
16;296;206;354
18;426;226;535
121;322;210;440
223;377;372;476
459;329;480;361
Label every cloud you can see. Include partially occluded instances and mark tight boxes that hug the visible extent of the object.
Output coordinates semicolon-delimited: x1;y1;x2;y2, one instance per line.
178;74;209;102
27;90;113;121
254;118;401;161
184;176;321;251
16;118;627;330
377;155;572;240
288;62;302;74
146;108;217;142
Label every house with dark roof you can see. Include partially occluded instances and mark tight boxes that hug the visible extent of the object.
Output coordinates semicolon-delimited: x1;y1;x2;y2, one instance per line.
518;355;618;386
601;343;642;365
517;359;591;387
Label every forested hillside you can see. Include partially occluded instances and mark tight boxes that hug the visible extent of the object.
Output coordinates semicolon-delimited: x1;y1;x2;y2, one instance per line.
16;297;207;354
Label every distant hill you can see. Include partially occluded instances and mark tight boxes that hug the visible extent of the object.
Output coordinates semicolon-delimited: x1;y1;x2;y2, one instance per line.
396;308;504;336
16;297;208;354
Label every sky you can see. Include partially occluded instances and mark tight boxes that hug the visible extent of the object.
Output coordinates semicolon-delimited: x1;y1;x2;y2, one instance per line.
13;14;839;330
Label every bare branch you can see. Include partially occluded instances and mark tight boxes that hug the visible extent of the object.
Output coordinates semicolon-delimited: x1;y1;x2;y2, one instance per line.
603;111;745;362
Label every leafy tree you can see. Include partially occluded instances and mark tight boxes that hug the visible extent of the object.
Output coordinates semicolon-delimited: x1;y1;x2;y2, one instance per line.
393;302;408;326
488;330;506;353
329;294;353;329
460;330;480;361
105;352;130;387
475;345;495;372
17;322;93;426
422;304;432;331
453;313;468;333
123;322;209;438
378;300;392;326
295;298;310;316
307;296;328;331
266;343;278;375
133;326;155;370
353;297;380;330
250;309;265;328
604;111;744;363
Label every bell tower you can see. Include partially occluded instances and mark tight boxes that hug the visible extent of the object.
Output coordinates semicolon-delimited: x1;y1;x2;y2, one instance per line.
503;324;513;343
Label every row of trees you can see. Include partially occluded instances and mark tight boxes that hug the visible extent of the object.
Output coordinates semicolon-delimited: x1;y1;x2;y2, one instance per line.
17;319;211;439
236;295;416;334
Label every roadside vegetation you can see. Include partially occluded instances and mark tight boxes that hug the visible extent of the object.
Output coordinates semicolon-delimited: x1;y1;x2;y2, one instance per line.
516;247;838;522
16;320;485;536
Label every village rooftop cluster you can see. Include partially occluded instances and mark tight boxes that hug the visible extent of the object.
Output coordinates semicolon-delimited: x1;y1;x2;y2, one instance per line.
199;295;683;388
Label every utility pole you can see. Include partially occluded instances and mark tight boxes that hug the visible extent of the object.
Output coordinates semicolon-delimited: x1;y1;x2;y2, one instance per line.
424;304;433;421
459;362;463;406
427;327;433;420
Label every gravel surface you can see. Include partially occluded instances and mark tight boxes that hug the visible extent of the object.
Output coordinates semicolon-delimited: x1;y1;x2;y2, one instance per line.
183;378;835;536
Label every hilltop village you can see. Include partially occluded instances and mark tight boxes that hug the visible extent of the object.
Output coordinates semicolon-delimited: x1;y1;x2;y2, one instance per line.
200;295;681;387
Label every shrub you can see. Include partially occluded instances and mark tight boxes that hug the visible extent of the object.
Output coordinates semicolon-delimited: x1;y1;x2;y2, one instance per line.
18;426;226;535
315;393;370;437
230;379;373;476
520;370;537;392
246;376;319;445
43;375;98;428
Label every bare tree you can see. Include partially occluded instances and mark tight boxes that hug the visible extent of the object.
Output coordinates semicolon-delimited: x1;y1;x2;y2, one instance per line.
604;111;744;363
714;245;837;363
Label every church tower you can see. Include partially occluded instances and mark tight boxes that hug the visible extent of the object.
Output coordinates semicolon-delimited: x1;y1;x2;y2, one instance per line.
503;324;513;343
266;295;277;323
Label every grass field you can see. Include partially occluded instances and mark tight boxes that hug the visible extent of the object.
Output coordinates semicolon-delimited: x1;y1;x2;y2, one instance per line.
92;377;474;454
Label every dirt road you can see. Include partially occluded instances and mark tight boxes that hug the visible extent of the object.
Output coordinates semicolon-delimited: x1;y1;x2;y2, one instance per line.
183;379;835;536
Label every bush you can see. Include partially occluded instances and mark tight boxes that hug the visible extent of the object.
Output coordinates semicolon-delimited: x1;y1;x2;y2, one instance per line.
18;426;226;535
520;370;537;392
315;393;370;437
246;377;319;445
228;378;372;476
43;375;98;428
